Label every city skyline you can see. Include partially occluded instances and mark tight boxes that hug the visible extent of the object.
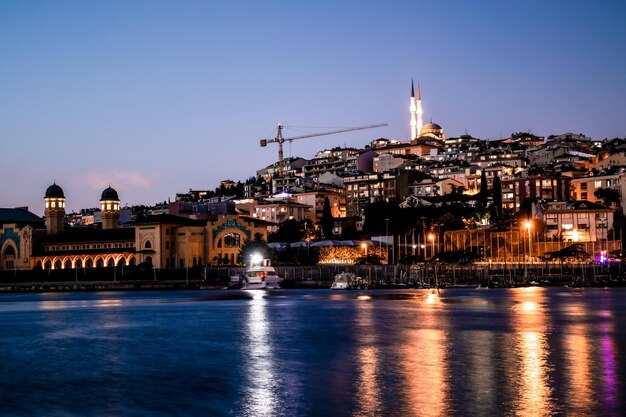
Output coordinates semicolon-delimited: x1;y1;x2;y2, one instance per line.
1;0;625;215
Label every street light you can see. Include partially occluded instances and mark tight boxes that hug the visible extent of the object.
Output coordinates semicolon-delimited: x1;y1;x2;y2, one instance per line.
524;220;532;279
361;242;368;257
428;233;435;258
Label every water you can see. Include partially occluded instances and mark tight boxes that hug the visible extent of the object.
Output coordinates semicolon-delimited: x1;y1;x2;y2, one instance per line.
1;288;625;416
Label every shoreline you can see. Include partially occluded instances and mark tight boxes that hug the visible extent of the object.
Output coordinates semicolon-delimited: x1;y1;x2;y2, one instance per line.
1;280;625;294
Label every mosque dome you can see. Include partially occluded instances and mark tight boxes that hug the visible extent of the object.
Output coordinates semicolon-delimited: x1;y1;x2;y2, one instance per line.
421;122;442;131
419;121;445;141
45;183;65;199
100;186;119;201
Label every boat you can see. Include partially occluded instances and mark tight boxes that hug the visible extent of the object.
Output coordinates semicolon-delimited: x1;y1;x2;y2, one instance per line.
330;272;361;290
242;258;282;290
226;274;244;289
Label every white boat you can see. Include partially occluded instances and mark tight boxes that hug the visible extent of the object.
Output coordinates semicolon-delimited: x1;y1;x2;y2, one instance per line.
330;272;359;290
242;258;282;290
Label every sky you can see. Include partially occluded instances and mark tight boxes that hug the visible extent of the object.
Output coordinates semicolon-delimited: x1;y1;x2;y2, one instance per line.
1;0;625;216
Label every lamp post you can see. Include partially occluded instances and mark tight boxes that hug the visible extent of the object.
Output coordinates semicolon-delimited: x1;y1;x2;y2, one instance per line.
524;220;532;279
385;218;390;264
428;233;435;258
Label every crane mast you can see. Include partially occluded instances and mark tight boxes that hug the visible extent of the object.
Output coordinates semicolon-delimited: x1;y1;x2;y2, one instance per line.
260;123;387;177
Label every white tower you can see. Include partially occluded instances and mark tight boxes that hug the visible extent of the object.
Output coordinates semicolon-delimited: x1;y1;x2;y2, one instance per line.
416;82;424;137
410;80;417;141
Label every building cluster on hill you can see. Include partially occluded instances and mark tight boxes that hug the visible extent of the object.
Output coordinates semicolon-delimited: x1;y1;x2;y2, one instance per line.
1;82;626;270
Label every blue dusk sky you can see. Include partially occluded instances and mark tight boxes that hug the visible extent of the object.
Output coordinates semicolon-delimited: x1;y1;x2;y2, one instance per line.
1;0;625;215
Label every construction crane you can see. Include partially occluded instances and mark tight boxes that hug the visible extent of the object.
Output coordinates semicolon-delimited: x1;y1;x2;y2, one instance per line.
260;123;387;176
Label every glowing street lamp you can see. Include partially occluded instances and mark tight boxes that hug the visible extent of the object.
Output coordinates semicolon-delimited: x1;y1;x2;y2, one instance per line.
361;242;368;257
428;233;435;258
524;220;532;279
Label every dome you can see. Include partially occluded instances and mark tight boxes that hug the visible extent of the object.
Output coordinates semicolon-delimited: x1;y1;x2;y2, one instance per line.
45;183;65;199
421;122;442;131
100;186;119;201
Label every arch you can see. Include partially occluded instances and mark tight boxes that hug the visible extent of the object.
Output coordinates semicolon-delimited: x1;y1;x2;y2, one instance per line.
2;243;16;258
63;258;72;269
128;256;136;266
85;258;93;268
36;260;43;269
144;240;152;249
72;256;82;268
96;258;104;268
107;257;115;267
54;259;62;270
214;230;246;250
44;259;52;270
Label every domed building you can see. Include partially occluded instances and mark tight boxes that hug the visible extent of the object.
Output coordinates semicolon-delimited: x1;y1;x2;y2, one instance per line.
100;186;121;230
34;183;137;270
419;121;445;141
44;182;66;234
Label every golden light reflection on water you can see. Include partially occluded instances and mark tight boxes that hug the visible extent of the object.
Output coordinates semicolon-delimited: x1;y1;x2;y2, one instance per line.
401;291;448;417
563;303;593;413
353;298;382;417
243;291;278;417
511;288;554;417
38;298;127;310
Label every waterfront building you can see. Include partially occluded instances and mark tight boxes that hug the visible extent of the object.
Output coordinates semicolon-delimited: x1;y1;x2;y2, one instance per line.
33;184;138;270
0;207;43;270
537;200;613;242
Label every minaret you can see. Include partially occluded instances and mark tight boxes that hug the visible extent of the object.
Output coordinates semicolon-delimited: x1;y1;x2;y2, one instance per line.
44;183;66;234
100;186;120;230
410;80;417;141
416;82;424;137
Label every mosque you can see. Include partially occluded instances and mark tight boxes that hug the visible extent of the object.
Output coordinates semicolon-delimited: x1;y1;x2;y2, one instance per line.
409;80;445;142
0;183;269;271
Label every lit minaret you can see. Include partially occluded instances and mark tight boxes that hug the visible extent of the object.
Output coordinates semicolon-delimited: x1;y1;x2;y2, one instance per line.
410;80;417;140
416;82;423;137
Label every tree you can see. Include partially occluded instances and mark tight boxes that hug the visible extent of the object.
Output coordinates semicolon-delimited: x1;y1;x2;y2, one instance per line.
479;169;489;206
320;197;334;239
594;187;620;206
491;173;503;221
269;219;304;243
238;233;270;265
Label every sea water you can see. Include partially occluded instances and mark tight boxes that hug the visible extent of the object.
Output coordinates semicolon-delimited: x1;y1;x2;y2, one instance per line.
1;288;625;416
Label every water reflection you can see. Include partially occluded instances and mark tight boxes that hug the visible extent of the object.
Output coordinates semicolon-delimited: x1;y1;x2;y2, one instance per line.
601;320;618;413
402;291;449;417
353;297;382;417
511;288;555;416
242;291;279;417
564;303;593;413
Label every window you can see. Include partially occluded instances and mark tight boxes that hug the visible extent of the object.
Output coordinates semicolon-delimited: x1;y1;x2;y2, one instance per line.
223;233;241;248
144;240;152;249
581;183;587;190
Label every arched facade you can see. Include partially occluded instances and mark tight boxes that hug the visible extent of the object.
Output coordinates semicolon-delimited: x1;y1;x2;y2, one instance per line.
207;216;268;266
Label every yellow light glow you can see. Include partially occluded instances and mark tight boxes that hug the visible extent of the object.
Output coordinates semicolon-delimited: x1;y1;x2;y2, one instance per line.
428;233;435;241
525;221;532;230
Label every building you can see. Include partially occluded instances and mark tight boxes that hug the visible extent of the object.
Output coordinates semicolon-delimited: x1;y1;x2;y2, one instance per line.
538;201;614;243
0;207;44;270
501;173;571;210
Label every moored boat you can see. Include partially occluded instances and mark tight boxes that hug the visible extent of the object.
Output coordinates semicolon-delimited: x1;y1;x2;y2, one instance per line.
242;257;282;290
